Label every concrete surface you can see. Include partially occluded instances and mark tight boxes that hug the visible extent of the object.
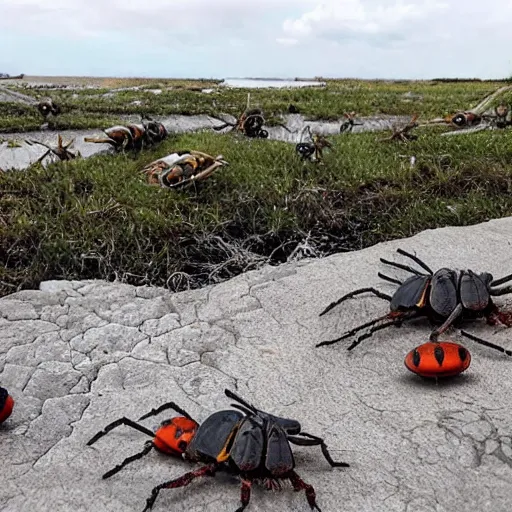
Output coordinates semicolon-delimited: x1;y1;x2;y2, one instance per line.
0;114;409;171
2;218;512;512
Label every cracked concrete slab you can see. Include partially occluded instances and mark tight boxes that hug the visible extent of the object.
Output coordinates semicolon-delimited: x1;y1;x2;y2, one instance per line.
2;218;512;512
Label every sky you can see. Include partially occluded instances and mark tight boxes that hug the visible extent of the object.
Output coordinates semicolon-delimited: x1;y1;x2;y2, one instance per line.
1;0;511;79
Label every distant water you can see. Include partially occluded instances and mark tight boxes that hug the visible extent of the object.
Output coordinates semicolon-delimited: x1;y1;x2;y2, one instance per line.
221;78;326;89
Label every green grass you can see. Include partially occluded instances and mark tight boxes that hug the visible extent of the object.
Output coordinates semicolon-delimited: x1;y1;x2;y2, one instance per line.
2;125;512;297
4;78;512;132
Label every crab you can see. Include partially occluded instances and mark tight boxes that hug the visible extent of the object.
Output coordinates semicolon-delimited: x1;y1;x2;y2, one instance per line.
295;126;333;164
26;134;80;165
316;247;512;356
339;112;362;133
380;115;419;142
213;107;269;138
84;119;167;152
37;98;61;119
141;151;228;189
87;389;348;512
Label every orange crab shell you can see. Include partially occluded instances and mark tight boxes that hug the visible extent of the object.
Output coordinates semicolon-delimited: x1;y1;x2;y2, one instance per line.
404;341;471;378
153;416;199;455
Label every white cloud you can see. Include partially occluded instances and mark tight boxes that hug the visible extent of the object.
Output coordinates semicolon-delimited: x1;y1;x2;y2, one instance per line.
0;0;308;40
281;0;449;44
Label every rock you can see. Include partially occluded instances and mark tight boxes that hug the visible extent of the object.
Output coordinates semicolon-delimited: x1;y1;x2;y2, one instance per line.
2;217;512;511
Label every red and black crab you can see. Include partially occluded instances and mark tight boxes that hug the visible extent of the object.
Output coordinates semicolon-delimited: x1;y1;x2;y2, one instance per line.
0;387;14;423
316;248;512;356
87;389;348;512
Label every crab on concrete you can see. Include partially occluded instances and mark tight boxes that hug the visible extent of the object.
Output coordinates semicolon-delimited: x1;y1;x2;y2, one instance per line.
141;151;228;189
26;134;80;165
339;112;362;133
84;119;167;152
213;108;269;139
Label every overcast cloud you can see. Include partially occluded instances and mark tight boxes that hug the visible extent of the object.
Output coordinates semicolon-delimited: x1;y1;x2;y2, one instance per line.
1;0;511;78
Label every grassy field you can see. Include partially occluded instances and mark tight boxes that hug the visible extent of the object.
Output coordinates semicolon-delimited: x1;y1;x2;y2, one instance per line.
2;77;512;297
2;77;512;132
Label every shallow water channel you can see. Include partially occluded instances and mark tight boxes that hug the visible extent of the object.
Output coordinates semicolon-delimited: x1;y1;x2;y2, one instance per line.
0;113;409;171
221;78;326;88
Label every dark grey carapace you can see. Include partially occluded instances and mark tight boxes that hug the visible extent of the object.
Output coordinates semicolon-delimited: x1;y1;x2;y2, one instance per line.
89;389;349;512
317;248;512;356
166;389;348;512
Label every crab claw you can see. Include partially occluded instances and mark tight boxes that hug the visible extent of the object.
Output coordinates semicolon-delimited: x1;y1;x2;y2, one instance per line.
215;155;229;166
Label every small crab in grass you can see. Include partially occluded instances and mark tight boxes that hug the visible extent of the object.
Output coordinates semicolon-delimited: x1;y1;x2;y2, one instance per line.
37;98;61;120
295;126;333;164
339;112;362;133
141;150;228;189
380;115;419;142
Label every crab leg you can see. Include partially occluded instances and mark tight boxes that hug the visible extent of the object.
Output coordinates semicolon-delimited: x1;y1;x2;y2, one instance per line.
316;313;391;348
142;464;218;512
377;273;402;285
429;304;464;342
319;288;392;317
396;248;433;274
460;330;512;356
380;257;428;276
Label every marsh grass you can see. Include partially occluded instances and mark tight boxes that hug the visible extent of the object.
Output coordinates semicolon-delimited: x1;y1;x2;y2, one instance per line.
2;126;512;296
4;79;512;132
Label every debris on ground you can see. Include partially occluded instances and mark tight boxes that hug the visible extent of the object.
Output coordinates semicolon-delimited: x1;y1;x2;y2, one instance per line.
141;150;228;189
26;134;80;165
398;153;452;170
84;118;167;152
380;115;419;142
295;125;333;164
